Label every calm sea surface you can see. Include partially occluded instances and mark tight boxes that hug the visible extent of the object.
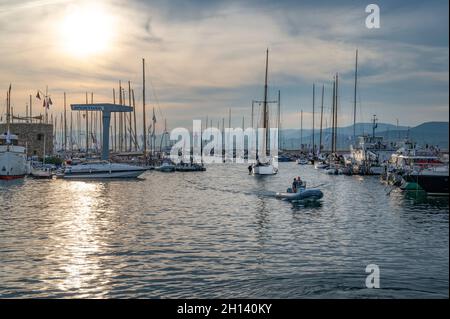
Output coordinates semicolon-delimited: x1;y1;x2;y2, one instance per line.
0;163;448;298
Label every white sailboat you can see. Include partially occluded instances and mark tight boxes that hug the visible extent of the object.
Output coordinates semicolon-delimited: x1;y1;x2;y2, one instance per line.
252;49;278;176
0;85;29;180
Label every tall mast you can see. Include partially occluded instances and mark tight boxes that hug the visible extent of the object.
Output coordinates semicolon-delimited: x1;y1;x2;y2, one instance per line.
123;88;127;152
60;113;64;150
77;111;80;147
70;111;73;151
119;81;123;151
353;49;358;141
300;108;303;151
113;88;117;152
319;84;324;154
331;77;336;153
98;92;102;152
222;117;225;160
64;92;67;151
53;114;56;149
6;84;11;132
277;90;281;150
142;58;147;154
152;107;156;156
132;88;138;151
334;74;339;153
312;83;315;155
228;108;231;154
85;92;89;155
91;92;94;151
263;49;269;155
128;81;132;151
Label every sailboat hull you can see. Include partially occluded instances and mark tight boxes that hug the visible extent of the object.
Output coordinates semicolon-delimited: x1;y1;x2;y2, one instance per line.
252;163;278;175
63;169;145;179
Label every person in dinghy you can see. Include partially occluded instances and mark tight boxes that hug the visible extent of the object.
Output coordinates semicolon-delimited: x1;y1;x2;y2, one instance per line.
276;177;323;201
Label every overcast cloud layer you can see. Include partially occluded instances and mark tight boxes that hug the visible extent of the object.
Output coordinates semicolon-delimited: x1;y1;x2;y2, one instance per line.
0;0;448;131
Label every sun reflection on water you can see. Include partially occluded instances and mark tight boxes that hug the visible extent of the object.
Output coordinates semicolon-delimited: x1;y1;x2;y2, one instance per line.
41;181;114;297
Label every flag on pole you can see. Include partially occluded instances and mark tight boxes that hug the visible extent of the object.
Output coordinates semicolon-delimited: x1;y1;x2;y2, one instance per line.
36;91;41;100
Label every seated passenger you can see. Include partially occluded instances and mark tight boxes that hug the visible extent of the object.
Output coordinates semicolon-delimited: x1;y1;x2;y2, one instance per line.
292;178;298;193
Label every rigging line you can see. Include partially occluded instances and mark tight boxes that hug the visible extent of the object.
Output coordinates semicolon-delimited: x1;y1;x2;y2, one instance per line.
144;62;164;120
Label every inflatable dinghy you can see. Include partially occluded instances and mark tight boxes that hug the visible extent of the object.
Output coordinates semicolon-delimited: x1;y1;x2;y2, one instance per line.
276;188;323;201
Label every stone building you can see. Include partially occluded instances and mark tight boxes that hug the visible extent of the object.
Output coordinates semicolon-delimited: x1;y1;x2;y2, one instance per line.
0;123;53;158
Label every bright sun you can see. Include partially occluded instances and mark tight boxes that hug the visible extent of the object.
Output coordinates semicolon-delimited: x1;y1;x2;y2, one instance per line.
61;4;115;57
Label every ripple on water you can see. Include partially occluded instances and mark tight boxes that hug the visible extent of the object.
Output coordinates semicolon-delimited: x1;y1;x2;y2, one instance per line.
0;163;448;298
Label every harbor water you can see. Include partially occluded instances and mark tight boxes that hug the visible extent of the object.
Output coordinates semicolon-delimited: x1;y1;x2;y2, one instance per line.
0;163;448;298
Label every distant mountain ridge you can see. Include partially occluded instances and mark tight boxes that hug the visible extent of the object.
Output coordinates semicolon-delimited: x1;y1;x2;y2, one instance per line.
279;121;449;151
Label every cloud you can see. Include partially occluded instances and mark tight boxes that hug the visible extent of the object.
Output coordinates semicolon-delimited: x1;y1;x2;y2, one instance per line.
0;0;448;132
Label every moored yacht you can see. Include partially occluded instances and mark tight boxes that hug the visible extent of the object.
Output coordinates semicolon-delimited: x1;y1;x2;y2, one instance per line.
0;87;29;180
350;136;396;175
0;132;29;180
30;166;53;179
350;116;397;175
62;161;146;179
387;141;448;194
402;165;449;195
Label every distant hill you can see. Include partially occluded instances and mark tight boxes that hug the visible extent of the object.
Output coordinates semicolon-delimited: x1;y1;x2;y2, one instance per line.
280;121;449;151
281;123;408;140
381;122;449;150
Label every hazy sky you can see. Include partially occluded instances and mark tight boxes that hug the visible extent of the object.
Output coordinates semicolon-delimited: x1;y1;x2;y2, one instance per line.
0;0;448;132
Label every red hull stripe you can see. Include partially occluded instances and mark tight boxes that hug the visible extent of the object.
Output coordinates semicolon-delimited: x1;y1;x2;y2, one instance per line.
0;175;25;180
